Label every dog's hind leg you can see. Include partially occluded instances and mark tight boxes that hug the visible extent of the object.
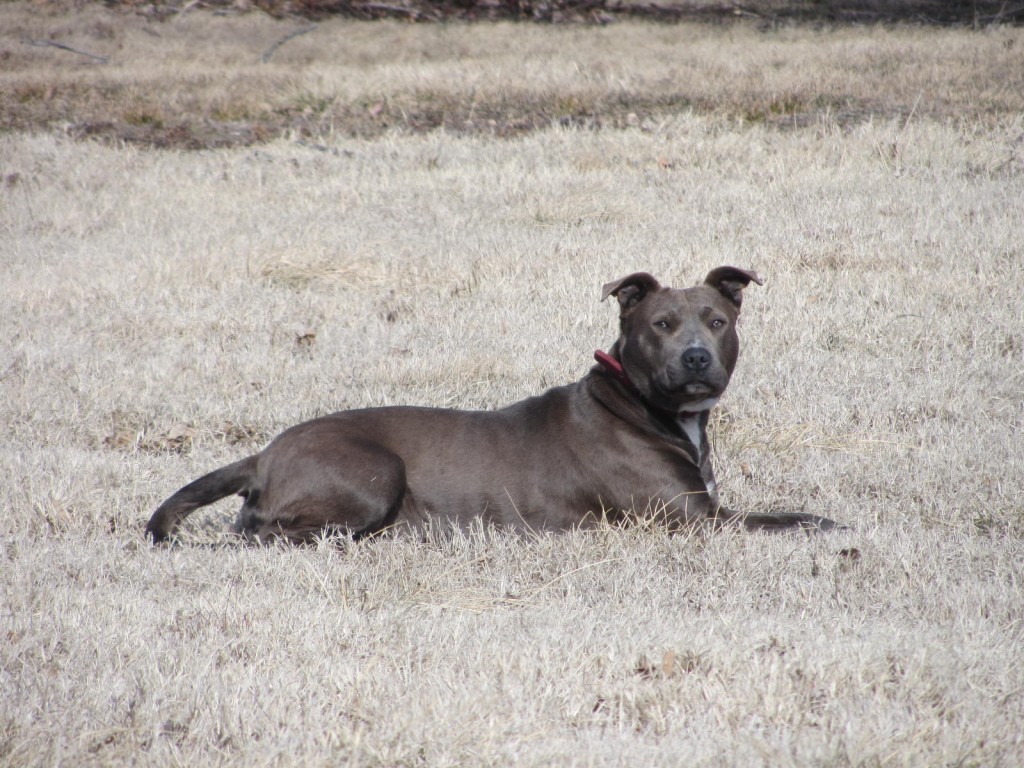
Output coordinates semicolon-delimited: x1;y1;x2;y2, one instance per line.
233;439;409;545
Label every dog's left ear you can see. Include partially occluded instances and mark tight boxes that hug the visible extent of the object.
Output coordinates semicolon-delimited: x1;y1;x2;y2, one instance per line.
704;266;764;310
601;272;661;311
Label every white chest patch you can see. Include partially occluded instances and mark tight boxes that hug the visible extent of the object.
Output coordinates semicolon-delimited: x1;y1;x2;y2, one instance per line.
678;415;703;462
684;396;720;413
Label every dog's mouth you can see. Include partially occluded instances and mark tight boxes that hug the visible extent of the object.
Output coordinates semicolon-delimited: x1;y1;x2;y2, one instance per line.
680;382;716;396
652;378;724;409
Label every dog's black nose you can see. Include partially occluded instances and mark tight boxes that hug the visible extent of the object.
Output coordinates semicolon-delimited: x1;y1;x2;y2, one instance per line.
682;346;712;371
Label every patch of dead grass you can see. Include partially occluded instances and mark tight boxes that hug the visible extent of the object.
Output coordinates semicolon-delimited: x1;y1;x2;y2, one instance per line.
2;3;1022;147
257;252;391;289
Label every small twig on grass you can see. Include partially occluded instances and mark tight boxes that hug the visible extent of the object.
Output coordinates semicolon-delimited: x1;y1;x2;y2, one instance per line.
165;0;204;16
261;24;317;63
363;3;427;20
23;38;108;64
900;91;924;137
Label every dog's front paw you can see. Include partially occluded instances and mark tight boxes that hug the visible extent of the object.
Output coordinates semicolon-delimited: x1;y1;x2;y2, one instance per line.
741;511;845;533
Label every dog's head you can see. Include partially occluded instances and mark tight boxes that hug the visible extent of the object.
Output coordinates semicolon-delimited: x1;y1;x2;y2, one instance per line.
601;267;762;413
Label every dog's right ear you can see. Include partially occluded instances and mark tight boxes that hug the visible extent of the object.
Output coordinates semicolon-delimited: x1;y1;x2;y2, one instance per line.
601;272;661;311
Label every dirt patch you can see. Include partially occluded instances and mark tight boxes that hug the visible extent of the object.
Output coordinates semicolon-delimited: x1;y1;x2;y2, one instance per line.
51;91;866;150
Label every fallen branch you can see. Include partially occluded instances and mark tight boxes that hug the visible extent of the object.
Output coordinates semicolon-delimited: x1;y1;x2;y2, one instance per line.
982;2;1024;23
24;38;109;64
260;24;317;63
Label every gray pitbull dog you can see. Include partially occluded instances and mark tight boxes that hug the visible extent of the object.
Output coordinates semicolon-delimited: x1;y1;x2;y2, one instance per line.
146;267;837;544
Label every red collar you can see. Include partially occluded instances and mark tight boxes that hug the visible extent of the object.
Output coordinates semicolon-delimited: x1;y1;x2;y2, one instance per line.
594;349;638;393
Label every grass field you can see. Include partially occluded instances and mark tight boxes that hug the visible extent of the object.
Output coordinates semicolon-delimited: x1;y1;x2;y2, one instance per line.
2;3;1023;765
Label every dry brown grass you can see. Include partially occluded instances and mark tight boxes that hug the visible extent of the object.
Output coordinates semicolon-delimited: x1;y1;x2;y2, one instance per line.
2;3;1023;146
2;3;1023;765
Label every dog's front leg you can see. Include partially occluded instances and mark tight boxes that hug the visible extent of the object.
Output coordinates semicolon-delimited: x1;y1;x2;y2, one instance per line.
710;506;843;533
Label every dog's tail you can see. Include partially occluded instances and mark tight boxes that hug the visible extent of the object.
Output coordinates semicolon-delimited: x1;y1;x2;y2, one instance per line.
146;455;258;543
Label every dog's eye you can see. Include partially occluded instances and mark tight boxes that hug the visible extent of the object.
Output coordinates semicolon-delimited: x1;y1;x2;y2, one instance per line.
710;318;726;329
653;320;670;330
